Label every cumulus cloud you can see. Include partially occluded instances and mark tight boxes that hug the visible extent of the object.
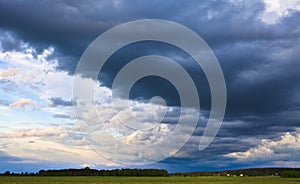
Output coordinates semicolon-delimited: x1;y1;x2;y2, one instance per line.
0;44;75;109
225;132;300;161
75;100;199;164
9;98;35;108
0;40;201;166
260;0;300;24
0;46;58;95
0;42;117;166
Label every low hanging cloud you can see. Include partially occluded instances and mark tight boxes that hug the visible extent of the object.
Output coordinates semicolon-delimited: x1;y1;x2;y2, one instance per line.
9;98;35;108
225;132;300;161
0;126;68;139
1;136;115;166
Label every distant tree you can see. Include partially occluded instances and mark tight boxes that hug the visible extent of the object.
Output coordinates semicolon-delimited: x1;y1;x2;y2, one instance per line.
281;171;300;178
32;168;167;176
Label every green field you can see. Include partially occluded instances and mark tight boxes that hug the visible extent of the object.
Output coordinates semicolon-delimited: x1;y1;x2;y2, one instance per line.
1;176;300;184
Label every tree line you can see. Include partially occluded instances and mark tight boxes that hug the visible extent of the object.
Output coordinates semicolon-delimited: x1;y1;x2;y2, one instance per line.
2;167;300;177
171;168;300;177
0;167;168;177
281;171;300;178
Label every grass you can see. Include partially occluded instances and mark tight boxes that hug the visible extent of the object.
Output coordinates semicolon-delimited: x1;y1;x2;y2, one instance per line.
1;176;300;184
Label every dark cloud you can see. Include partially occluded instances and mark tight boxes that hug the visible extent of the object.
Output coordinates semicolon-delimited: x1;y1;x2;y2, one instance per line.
53;114;71;119
49;97;76;107
0;0;298;112
0;31;27;52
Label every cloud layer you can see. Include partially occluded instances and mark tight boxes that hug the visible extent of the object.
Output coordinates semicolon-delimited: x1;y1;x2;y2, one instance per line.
0;0;300;172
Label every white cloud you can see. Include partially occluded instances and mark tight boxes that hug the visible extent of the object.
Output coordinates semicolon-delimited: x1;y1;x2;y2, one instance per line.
0;43;117;166
260;0;300;24
0;46;57;97
1;137;114;165
226;132;300;160
0;67;20;78
0;45;77;114
0;125;118;166
9;98;35;108
0;39;200;166
0;126;68;139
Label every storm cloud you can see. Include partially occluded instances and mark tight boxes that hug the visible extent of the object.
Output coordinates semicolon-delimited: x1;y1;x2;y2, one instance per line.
0;0;300;172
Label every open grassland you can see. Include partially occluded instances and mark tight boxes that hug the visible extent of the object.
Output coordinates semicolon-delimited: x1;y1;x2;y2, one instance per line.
1;176;300;184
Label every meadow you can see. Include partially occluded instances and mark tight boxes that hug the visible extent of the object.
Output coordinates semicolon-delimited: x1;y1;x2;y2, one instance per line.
1;176;300;184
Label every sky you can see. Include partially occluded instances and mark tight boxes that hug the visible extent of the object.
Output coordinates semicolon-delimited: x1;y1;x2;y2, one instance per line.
0;0;300;173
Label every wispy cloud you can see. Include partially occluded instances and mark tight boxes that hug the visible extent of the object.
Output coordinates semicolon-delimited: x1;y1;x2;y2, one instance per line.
9;98;35;108
0;126;68;139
